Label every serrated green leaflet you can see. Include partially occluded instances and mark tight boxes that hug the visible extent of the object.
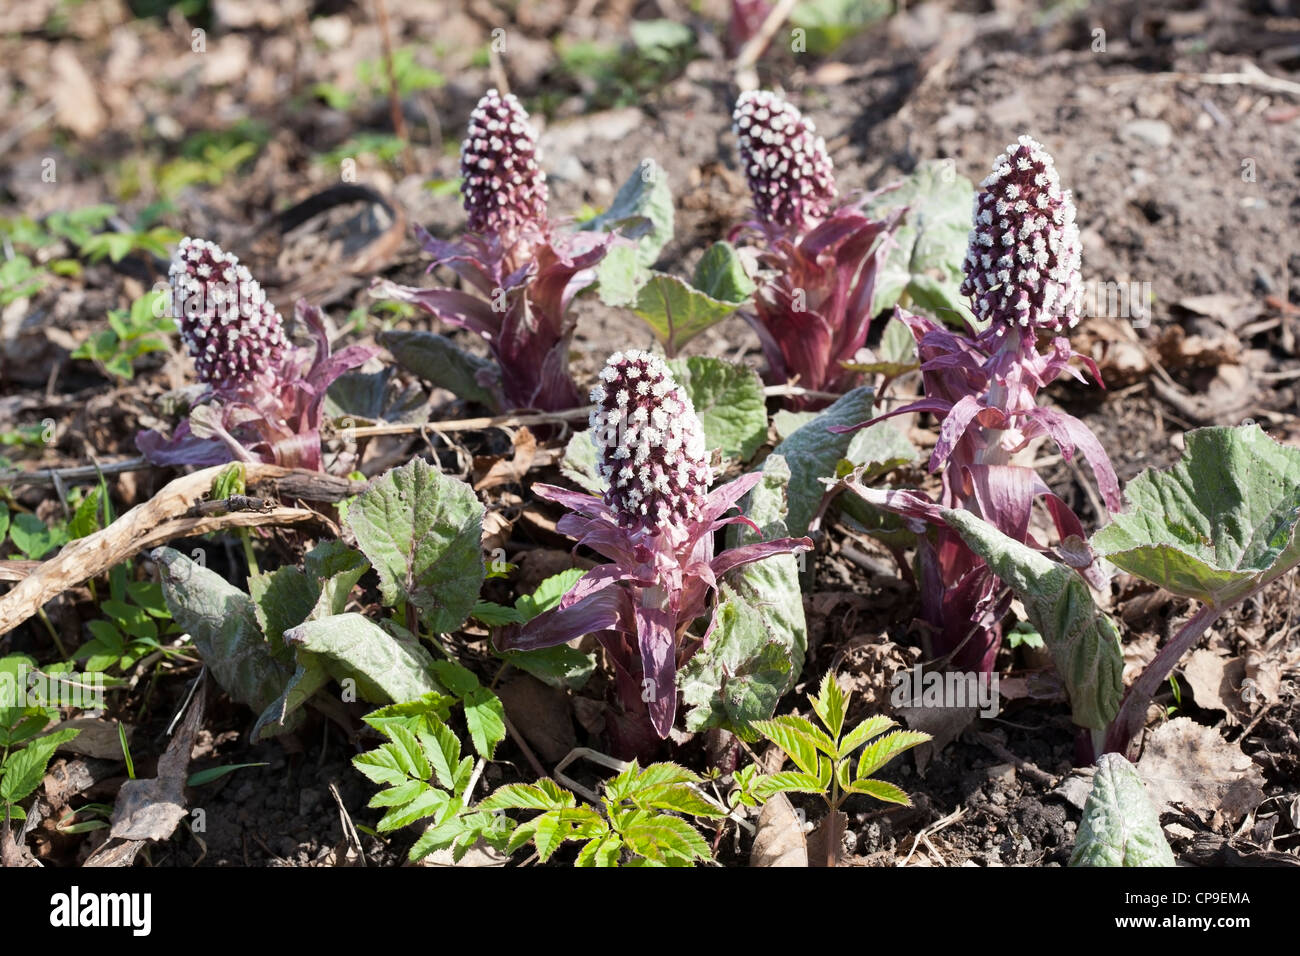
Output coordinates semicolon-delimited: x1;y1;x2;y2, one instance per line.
667;355;766;462
942;509;1123;729
1092;425;1300;608
345;457;485;633
1071;753;1174;867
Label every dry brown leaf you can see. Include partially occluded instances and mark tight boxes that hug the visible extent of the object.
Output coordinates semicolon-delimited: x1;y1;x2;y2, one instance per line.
1138;717;1265;826
107;686;204;843
749;793;808;867
896;704;977;775
1181;648;1247;723
45;718;132;760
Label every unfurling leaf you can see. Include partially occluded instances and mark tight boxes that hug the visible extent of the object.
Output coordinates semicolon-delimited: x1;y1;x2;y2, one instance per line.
1070;753;1175;867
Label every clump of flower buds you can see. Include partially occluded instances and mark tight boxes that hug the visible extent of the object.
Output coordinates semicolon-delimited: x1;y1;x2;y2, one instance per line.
460;88;549;241
960;135;1083;335
139;239;376;470
589;350;712;535
170;237;289;388
732;90;837;235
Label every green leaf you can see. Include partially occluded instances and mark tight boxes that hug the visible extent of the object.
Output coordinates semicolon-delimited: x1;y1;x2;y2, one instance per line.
379;330;501;410
0;728;80;803
679;584;795;735
692;241;754;305
845;417;916;482
942;510;1123;729
844;778;912;805
154;547;298;731
429;659;479;697
750;716;822;775
0;504;9;544
418;718;463;791
462;686;506;759
667;355;766;462
811;673;848;741
620;813;712;865
481;780;576;812
283;613;441;705
559;430;606;495
360;693;455;732
9;513;68;560
345;457;486;633
502;645;596;690
771;386;877;536
749;771;825;799
1091;425;1300;608
866;160;977;327
1070;753;1175;867
515;568;589;620
251;656;329;742
67;487;103;539
854;729;931;779
471;601;524;627
247;566;317;652
836;714;895;759
187;762;268;787
723;456;808;691
630;273;745;356
377;787;450;832
790;0;891;55
583;159;674;271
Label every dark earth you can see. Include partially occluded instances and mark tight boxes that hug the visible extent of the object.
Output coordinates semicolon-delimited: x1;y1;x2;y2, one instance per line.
1;0;1297;866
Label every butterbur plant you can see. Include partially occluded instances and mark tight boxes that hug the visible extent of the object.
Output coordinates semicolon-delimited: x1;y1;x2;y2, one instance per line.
137;238;377;470
497;350;813;754
377;89;616;412
730;90;901;406
840;136;1121;673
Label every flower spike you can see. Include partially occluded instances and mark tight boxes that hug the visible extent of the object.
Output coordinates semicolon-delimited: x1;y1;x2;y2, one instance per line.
459;88;549;240
732;90;837;234
170;237;289;388
960;135;1083;335
589;350;712;535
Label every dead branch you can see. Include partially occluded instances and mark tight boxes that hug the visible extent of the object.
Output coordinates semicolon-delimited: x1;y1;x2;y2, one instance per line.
0;464;345;636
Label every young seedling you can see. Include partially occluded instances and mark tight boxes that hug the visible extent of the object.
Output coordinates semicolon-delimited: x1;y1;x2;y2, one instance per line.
730;672;930;866
839;136;1120;672
497;350;813;754
730;90;902;406
137;238;377;470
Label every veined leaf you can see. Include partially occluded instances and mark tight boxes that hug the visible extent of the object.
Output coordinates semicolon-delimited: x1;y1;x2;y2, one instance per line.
1092;425;1300;608
836;714;896;759
809;672;848;740
845;778;912;805
1070;753;1175;867
750;717;823;775
283;614;441;705
667;355;766;462
941;509;1124;730
854;729;931;779
345;457;485;634
750;771;825;799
